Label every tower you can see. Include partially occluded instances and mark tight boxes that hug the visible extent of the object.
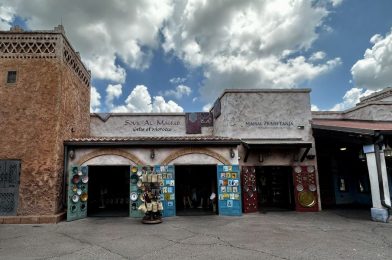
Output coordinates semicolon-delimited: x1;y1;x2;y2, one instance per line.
0;25;91;221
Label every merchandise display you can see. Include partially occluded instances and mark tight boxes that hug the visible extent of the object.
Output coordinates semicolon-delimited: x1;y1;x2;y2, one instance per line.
67;165;89;221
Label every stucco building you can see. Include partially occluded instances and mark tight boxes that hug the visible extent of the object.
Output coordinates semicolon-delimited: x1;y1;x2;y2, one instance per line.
0;26;391;224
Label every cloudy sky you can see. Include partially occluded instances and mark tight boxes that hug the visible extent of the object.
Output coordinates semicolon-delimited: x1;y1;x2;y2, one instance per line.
1;0;392;113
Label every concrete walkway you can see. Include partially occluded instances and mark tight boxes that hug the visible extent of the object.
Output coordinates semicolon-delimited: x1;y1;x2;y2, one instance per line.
0;210;391;259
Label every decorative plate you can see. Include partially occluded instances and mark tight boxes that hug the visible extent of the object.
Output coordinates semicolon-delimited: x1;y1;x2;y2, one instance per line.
307;166;315;173
294;166;302;174
309;184;317;192
130;192;138;201
296;184;304;192
298;191;316;208
80;193;88;202
82;176;89;183
72;195;79;203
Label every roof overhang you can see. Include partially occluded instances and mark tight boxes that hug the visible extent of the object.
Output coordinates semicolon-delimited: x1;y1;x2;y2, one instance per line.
241;139;313;162
64;136;242;147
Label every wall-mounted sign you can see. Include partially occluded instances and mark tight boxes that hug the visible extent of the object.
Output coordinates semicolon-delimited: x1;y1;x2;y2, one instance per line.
245;120;294;128
124;119;182;132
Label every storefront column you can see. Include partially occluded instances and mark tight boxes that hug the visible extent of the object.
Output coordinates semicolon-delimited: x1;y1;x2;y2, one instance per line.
364;144;391;222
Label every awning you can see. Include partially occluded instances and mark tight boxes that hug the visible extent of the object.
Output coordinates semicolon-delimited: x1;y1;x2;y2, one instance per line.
64;136;242;147
241;139;313;162
312;119;392;135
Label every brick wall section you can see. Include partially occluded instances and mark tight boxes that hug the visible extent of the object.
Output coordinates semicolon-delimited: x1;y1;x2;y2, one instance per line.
0;28;90;216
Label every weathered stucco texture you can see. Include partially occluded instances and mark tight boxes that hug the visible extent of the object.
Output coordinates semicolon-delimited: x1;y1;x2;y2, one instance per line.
213;90;314;141
0;29;90;216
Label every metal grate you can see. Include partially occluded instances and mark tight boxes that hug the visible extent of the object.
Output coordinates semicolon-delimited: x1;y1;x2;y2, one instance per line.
0;160;20;215
0;193;15;215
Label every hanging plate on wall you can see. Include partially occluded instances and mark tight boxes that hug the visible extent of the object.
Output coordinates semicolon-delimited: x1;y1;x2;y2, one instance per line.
131;166;138;173
298;191;315;207
82;176;89;183
72;195;79;203
76;189;82;195
309;184;317;192
80;193;88;202
130;174;139;184
130;192;138;201
294;166;302;174
307;166;315;173
72;175;80;184
296;184;304;192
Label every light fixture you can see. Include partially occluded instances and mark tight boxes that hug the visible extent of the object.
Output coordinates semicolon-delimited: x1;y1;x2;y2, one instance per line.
150;149;155;159
340;147;347;151
230;148;235;158
297;125;305;130
384;144;392;157
69;149;75;159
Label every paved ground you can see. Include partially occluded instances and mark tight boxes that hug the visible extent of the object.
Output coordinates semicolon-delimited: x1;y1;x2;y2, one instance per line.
0;210;391;260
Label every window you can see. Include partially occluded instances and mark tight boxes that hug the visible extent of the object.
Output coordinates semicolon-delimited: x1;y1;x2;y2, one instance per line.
7;71;17;84
338;177;347;192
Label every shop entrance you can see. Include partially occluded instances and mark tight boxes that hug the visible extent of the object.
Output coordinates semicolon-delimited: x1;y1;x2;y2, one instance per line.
175;165;217;216
87;166;130;217
256;166;295;211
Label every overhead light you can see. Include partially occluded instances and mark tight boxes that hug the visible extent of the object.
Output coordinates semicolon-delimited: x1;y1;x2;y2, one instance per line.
385;144;392;157
340;147;347;151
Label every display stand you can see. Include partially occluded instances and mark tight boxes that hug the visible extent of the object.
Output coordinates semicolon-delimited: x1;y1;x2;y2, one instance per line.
138;170;164;224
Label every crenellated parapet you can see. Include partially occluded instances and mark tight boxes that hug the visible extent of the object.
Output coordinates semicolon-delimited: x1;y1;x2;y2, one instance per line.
0;25;90;87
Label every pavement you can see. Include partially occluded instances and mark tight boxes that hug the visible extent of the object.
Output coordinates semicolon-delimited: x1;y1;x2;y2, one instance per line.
0;209;391;260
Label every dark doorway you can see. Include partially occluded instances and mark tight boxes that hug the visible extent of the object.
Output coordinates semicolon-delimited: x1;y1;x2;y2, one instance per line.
256;166;295;211
316;142;371;209
175;165;217;216
88;166;130;217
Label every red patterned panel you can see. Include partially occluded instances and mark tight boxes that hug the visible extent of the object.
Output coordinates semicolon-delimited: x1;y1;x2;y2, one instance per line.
241;166;258;213
292;165;319;212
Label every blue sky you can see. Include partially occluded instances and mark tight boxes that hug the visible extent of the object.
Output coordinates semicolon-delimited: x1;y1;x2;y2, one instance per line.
1;0;392;113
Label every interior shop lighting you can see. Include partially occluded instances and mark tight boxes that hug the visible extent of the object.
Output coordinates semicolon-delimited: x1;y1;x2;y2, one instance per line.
340;147;347;151
384;144;392;157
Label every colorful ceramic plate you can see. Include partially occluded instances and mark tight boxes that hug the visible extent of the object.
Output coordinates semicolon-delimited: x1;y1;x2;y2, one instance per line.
82;176;89;183
130;192;138;201
309;184;317;192
80;193;88;202
72;195;79;203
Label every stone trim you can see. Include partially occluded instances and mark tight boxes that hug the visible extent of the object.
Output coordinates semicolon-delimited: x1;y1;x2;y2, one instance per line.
161;147;230;165
0;212;65;224
76;148;145;165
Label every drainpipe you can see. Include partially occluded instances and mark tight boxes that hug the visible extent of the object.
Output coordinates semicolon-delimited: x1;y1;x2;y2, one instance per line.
374;133;392;213
63;145;68;210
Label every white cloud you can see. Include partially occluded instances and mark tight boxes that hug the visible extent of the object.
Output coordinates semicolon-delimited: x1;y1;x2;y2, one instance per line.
202;103;212;112
330;88;375;111
152;96;184;112
169;77;186;84
0;5;14;30
162;0;341;100
162;84;192;99
351;28;392;90
105;84;122;109
192;97;198;102
311;104;320;111
90;86;101;112
309;51;326;61
330;0;343;7
2;0;173;82
111;85;183;113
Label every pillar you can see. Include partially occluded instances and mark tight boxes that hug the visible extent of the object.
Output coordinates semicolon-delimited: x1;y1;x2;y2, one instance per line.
363;144;391;222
